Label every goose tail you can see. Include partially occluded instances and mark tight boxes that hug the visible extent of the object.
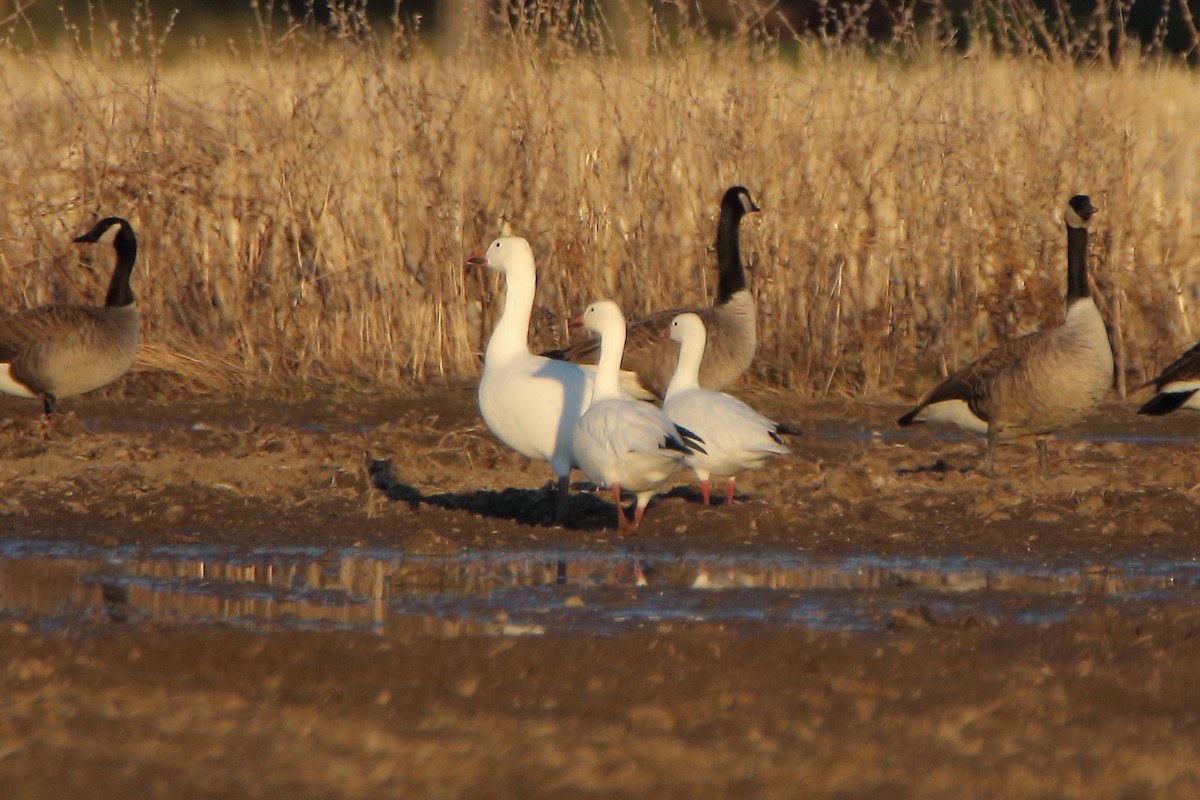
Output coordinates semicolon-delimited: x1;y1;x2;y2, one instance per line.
672;424;707;455
1138;390;1196;416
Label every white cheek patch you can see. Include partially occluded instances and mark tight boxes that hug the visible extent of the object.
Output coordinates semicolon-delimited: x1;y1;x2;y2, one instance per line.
1161;380;1200;394
915;399;989;434
0;363;37;399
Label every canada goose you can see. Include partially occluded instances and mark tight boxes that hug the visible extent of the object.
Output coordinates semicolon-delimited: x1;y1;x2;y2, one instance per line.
0;217;139;416
545;185;760;397
663;312;790;505
897;195;1113;476
1138;342;1200;415
571;300;703;536
468;236;593;522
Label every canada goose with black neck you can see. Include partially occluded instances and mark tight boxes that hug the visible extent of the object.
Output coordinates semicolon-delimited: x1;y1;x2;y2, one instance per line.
0;217;139;415
897;195;1113;476
545;185;760;398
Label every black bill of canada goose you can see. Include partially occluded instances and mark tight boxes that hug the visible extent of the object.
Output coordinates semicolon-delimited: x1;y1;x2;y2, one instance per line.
543;185;760;398
0;217;139;415
1138;342;1200;416
897;195;1113;476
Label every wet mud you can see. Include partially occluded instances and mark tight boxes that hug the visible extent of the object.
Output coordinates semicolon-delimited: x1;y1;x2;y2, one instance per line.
1;385;1199;798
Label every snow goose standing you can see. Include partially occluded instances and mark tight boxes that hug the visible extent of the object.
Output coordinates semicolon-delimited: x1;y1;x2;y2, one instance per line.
663;312;790;505
897;195;1113;476
571;300;701;536
1138;342;1200;416
468;236;590;522
545;186;760;397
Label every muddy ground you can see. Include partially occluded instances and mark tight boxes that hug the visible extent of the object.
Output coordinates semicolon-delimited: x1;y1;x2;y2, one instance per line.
2;382;1200;798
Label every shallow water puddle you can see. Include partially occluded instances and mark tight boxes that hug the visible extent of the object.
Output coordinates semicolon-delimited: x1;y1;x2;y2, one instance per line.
1;540;1199;637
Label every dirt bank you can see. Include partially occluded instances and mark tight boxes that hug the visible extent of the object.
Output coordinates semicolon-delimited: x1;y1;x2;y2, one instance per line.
0;385;1198;798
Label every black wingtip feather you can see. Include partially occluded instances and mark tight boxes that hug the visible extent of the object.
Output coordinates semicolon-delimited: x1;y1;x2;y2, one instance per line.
661;436;691;455
1138;390;1195;416
673;424;707;455
774;422;803;437
897;408;920;427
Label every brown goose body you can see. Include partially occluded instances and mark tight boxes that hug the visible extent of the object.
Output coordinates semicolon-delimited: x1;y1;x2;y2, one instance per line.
0;217;139;414
1138;341;1200;415
897;196;1113;475
545;186;760;398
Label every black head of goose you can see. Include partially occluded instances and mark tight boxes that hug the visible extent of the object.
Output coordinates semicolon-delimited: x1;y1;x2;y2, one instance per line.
0;217;139;415
897;194;1112;476
542;185;761;398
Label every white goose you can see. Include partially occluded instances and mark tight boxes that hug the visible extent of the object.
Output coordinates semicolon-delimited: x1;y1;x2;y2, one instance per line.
663;313;790;505
468;236;591;522
571;300;700;536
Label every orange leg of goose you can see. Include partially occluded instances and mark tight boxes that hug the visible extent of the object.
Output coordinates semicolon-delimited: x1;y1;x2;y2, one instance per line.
631;503;647;532
700;479;711;505
613;485;637;536
725;479;736;506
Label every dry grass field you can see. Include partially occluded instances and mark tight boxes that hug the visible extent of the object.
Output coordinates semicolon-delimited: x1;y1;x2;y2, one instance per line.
0;1;1197;401
6;7;1200;798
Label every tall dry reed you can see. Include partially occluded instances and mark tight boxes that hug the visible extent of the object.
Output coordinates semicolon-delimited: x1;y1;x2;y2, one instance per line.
0;1;1196;399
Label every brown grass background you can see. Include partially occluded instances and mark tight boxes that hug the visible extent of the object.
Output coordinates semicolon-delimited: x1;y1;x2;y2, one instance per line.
0;1;1197;400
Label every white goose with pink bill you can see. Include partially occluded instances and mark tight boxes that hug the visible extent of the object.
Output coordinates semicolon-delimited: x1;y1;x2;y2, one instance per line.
570;300;705;536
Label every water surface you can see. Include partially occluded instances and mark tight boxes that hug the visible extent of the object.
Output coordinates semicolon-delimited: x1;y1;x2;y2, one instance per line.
2;540;1198;637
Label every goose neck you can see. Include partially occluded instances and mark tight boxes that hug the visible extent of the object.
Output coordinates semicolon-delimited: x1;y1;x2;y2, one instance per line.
716;207;747;303
592;323;625;400
485;266;536;361
665;334;704;400
1065;225;1090;302
104;222;138;308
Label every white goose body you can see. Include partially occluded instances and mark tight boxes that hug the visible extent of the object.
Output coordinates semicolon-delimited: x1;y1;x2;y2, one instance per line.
478;352;591;477
470;236;592;519
572;300;693;535
664;313;790;505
